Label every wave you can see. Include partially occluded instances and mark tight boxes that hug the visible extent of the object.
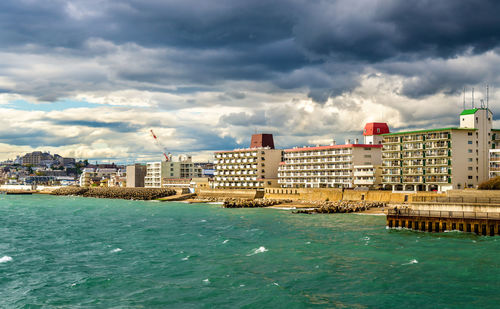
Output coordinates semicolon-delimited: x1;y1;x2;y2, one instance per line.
247;246;268;256
182;256;190;261
402;259;418;265
223;240;229;244
203;278;210;283
111;248;122;253
0;255;12;263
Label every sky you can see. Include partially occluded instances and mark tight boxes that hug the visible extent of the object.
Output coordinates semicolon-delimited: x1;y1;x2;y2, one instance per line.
1;0;500;163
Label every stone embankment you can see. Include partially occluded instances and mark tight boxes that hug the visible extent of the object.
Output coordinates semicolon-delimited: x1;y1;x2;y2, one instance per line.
223;198;292;208
51;187;176;200
295;201;387;214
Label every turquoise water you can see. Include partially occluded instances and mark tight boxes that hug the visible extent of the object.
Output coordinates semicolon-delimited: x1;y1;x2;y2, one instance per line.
1;195;500;308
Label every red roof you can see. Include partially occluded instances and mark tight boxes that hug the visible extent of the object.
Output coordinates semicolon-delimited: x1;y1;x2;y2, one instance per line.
363;123;390;136
285;144;382;152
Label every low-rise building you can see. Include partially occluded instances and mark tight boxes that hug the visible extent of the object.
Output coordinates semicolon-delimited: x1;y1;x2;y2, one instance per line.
213;134;283;189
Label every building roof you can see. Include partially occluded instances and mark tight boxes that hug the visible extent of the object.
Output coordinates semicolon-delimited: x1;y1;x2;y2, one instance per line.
214;147;278;153
250;133;275;149
382;127;476;136
460;108;479;115
363;122;390;136
285;144;382;152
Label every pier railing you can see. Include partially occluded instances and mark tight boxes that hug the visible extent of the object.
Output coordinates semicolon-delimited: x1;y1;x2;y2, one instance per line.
411;196;500;204
388;208;500;220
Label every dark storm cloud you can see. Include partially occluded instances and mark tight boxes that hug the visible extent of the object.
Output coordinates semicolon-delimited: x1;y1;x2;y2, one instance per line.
1;0;500;103
2;0;500;159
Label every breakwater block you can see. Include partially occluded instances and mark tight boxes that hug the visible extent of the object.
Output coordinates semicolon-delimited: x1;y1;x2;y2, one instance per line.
51;187;176;200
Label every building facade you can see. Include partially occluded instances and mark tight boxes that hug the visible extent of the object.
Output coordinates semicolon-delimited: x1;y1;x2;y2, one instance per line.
145;162;162;188
489;149;500;178
353;165;383;189
126;164;147;187
213;134;283;189
278;144;383;188
382;108;497;191
161;155;203;182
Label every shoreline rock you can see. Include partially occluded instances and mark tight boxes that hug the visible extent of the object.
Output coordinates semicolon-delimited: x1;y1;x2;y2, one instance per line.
51;187;176;200
294;201;386;214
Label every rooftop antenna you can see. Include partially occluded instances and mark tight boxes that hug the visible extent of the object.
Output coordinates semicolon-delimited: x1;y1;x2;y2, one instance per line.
472;87;475;108
463;87;466;110
487;84;489;109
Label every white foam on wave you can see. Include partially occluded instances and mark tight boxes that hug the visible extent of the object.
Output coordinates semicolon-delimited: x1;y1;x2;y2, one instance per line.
247;246;268;256
0;256;13;263
182;256;190;261
203;278;210;283
111;248;122;253
200;219;207;223
402;259;418;265
208;202;223;205
223;240;229;244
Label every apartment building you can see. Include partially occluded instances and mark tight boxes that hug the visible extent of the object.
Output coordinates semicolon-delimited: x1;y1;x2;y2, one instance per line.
382;108;496;191
162;155;203;181
145;162;162;188
489;149;500;178
126;164;147;187
213;134;283;189
353;165;383;189
278;123;387;188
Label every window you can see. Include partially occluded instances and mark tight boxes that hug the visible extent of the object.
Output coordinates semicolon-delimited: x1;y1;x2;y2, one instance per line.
468;132;473;136
377;128;380;133
468;167;473;171
468;158;473;162
364;148;371;150
364;154;371;158
468;176;473;179
468;141;473;144
468;149;472;153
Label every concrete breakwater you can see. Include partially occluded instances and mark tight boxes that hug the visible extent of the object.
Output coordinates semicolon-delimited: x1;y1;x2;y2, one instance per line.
51;187;176;200
296;201;387;214
223;199;291;208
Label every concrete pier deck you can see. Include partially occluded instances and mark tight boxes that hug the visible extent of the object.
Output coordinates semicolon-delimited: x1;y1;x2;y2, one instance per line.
387;208;500;236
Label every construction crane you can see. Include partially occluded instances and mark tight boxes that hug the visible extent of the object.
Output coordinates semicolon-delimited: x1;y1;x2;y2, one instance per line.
150;129;170;161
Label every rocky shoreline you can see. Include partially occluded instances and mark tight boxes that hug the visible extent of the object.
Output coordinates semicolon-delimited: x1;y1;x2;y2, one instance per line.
223;198;292;208
294;201;387;214
51;187;176;200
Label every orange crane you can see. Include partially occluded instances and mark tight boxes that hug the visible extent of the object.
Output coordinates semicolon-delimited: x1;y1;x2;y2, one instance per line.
150;129;170;161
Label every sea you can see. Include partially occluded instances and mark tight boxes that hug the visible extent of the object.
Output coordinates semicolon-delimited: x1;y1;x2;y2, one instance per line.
1;195;499;308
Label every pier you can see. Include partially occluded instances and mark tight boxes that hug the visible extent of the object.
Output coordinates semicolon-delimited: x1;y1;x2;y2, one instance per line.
387;208;500;236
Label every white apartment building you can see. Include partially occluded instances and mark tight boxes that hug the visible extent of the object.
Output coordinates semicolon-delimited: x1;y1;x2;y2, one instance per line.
382;108;497;191
278;144;382;188
278;123;388;189
489;149;500;178
145;162;162;188
353;165;382;189
213;148;283;189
